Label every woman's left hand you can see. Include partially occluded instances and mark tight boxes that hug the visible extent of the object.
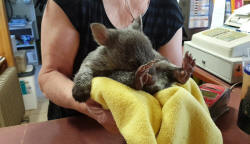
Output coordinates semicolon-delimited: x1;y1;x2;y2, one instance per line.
77;99;120;134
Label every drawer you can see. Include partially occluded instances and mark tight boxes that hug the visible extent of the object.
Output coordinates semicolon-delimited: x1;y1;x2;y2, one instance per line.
184;44;233;83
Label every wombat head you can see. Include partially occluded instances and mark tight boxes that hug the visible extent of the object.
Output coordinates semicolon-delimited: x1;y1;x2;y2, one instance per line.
90;16;153;51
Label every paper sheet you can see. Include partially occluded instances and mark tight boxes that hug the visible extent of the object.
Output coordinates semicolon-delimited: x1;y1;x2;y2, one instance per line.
239;21;250;33
210;0;226;28
188;0;210;29
234;4;250;15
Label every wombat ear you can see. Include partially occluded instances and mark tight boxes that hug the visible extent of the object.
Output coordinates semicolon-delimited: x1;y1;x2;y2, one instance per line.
90;23;109;45
129;15;143;32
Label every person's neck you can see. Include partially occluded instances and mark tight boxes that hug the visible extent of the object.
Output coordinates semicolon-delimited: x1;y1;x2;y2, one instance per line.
126;0;149;18
102;0;150;29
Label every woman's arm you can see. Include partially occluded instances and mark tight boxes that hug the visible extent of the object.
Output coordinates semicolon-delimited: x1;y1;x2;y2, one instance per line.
39;1;119;134
38;0;80;110
158;27;183;67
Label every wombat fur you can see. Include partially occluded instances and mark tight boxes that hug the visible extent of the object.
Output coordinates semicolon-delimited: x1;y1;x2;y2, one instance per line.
73;17;195;102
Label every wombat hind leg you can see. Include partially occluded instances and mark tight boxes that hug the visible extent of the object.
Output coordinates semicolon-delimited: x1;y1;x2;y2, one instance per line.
174;52;195;84
134;61;157;90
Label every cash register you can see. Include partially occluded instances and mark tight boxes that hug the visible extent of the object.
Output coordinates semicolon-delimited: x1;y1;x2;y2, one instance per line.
184;27;250;84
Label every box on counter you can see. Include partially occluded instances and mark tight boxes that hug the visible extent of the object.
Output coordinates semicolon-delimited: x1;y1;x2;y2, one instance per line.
14;51;27;73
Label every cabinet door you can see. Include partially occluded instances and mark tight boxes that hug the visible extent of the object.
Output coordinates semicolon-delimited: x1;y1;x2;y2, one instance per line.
0;0;15;67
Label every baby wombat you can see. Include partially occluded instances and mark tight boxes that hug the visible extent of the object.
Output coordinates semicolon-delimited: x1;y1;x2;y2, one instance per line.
72;17;195;102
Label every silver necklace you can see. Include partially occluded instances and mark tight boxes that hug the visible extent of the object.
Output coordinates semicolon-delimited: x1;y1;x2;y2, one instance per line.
125;0;150;22
125;0;135;21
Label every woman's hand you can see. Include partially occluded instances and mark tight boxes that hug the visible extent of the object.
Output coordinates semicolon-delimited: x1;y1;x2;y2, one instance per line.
76;99;120;134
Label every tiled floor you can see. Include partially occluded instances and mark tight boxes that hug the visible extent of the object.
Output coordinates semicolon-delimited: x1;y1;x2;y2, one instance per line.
23;65;49;124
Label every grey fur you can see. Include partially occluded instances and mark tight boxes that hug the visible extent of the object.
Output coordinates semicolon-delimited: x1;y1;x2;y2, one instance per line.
72;16;188;102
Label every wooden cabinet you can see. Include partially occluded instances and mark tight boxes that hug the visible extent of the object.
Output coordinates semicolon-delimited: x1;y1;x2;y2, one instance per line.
0;0;15;67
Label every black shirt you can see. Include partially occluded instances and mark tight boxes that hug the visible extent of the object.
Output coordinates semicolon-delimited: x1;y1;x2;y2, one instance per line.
48;0;184;120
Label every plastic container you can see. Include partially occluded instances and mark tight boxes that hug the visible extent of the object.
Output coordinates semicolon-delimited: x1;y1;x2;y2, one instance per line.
18;65;37;110
241;59;250;99
237;56;250;134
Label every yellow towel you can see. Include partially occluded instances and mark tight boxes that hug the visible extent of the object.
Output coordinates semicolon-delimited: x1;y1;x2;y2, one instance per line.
91;77;223;144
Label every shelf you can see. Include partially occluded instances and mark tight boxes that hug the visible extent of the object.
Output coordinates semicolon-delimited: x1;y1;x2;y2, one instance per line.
9;21;33;30
16;44;35;48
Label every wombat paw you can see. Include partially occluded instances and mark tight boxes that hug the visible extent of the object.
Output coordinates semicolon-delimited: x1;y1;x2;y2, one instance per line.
72;85;90;102
135;61;157;90
175;52;196;84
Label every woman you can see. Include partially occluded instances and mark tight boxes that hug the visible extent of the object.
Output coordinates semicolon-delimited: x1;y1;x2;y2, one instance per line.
38;0;184;134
